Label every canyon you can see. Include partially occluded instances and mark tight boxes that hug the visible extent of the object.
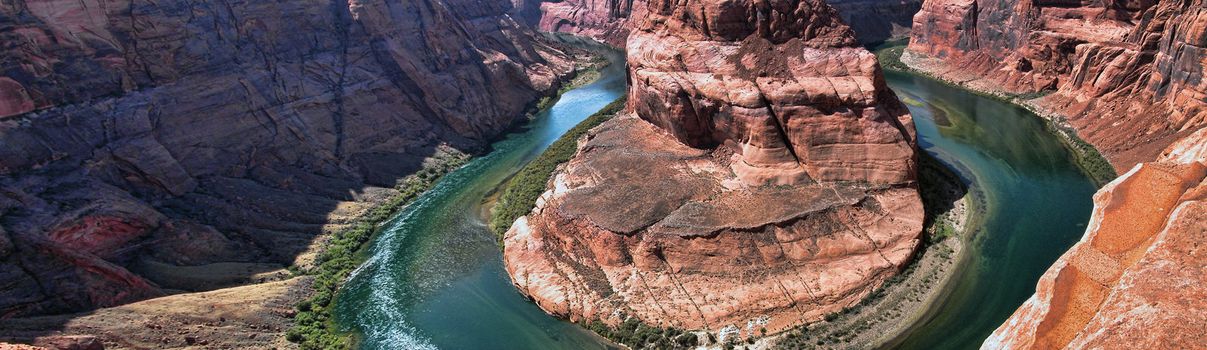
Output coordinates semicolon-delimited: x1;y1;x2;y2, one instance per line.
906;0;1207;171
0;0;1203;348
904;0;1207;348
513;0;920;47
0;0;583;347
503;0;925;337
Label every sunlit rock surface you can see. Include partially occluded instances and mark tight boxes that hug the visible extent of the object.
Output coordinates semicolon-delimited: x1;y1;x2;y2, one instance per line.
985;128;1207;350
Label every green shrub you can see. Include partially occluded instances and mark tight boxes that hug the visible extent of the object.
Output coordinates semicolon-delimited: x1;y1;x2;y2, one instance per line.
581;315;698;350
490;96;628;236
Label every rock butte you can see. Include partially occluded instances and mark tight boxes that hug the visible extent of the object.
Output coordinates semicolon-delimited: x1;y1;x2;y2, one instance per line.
0;0;577;342
504;0;924;335
906;0;1207;171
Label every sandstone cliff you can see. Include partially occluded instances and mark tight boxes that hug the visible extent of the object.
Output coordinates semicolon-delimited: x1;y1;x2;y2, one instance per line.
513;0;647;46
905;0;1207;171
0;0;574;322
983;128;1207;350
829;0;922;45
504;0;923;337
514;0;920;47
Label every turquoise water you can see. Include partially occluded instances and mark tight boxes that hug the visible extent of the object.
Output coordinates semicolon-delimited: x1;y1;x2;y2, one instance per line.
332;55;626;349
332;57;1097;349
884;70;1098;349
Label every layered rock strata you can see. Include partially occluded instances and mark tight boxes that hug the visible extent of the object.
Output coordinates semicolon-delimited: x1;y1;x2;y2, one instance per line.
0;0;574;319
905;0;1207;171
984;128;1207;350
513;0;647;46
829;0;923;45
515;0;921;47
504;0;924;335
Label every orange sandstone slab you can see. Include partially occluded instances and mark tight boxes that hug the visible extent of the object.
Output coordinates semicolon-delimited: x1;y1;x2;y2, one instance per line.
984;128;1207;350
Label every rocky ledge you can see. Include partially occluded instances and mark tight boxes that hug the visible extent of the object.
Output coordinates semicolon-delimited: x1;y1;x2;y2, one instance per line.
504;0;923;337
984;128;1207;350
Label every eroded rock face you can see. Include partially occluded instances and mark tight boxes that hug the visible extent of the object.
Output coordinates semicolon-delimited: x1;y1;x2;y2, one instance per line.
984;128;1207;350
516;0;922;47
829;0;923;44
905;0;1207;171
513;0;648;46
504;0;923;336
0;0;575;317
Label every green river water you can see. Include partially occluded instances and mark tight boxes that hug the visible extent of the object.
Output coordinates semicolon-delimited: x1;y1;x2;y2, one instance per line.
333;58;1098;349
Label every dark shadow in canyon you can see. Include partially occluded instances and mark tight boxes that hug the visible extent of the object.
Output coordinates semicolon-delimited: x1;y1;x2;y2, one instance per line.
0;0;584;343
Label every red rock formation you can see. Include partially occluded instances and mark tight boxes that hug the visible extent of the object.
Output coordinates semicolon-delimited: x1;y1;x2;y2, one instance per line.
905;0;1207;171
0;0;576;317
984;128;1207;350
504;0;923;336
513;0;647;46
828;0;923;44
515;0;922;47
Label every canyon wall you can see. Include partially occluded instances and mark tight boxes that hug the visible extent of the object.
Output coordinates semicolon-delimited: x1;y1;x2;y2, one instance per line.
504;0;924;337
905;0;1207;347
905;0;1207;171
512;0;647;46
515;0;920;47
984;128;1207;350
0;0;574;320
829;0;922;44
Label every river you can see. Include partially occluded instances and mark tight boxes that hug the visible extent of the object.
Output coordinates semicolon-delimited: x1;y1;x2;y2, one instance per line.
332;52;626;349
333;56;1097;349
884;70;1098;349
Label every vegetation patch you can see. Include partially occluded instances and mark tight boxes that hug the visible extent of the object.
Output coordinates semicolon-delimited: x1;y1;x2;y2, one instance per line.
285;152;468;349
530;63;605;116
917;152;969;243
582;317;703;350
1042;119;1117;186
283;41;620;349
489;96;628;236
870;37;911;72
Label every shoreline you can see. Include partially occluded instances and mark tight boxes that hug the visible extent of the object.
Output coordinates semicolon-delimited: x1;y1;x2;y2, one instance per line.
887;54;1115;187
875;38;1116;186
782;40;1109;350
287;37;616;349
763;152;981;350
0;34;616;350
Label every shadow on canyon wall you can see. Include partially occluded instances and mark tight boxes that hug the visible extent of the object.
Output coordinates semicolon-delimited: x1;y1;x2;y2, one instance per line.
0;0;584;342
